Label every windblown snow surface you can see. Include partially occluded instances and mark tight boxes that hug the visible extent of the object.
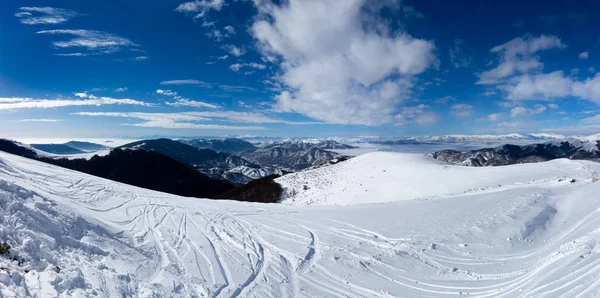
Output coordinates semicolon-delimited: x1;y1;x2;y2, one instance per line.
1;151;600;297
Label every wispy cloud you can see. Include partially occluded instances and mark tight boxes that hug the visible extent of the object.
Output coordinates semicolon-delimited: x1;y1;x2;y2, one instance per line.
156;89;219;109
36;29;137;55
114;87;127;92
477;35;565;85
222;44;245;57
450;104;474;116
73;110;321;127
72;112;267;130
219;85;258;92
229;62;266;72
175;0;225;19
18;118;63;122
159;79;212;88
15;7;81;25
0;96;151;110
395;105;439;126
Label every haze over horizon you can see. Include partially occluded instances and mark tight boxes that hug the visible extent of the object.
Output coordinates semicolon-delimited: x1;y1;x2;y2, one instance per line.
1;0;600;139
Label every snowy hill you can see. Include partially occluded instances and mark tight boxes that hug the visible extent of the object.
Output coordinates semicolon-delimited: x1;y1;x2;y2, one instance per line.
1;150;600;296
276;151;599;205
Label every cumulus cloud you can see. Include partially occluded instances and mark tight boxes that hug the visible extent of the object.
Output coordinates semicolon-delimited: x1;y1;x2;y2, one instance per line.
251;0;436;126
114;87;127;92
450;104;474;116
15;7;81;25
155;89;219;108
36;29;137;55
500;71;600;103
510;104;547;117
394;104;439;126
477;35;564;85
0;96;151;110
159;79;212;88
579;51;589;59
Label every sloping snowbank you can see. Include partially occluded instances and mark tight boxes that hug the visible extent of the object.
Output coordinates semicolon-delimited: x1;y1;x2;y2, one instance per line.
1;150;600;297
277;151;597;205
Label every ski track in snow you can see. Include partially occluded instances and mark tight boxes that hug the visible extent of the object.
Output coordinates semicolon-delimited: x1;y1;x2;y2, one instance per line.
1;151;600;297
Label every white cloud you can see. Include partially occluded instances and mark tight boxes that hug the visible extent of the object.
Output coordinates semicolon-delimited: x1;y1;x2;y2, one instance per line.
510;104;547;117
217;55;228;60
219;85;258;92
477;35;564;85
499;71;600;103
222;44;245;56
72;110;320;128
229;63;243;72
155;89;219;109
548;103;559;109
73;112;265;130
251;0;436;126
15;7;81;25
486;113;504;121
450;103;473;116
589;67;596;73
18;118;63;122
114;87;127;92
159;79;212;88
229;62;266;72
581;114;600;124
482;90;497;96
502;71;573;100
498;101;516;108
132;56;149;62
434;96;456;104
223;25;235;35
156;89;177;97
166;98;219;109
36;29;137;55
394;104;439;126
579;51;589;59
449;39;471;68
175;0;225;19
0;96;151;110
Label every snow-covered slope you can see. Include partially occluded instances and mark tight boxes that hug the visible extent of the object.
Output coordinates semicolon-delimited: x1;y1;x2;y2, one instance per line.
2;150;600;297
277;151;599;205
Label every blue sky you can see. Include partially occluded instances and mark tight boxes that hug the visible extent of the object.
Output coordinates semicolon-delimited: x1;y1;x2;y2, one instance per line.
1;0;600;138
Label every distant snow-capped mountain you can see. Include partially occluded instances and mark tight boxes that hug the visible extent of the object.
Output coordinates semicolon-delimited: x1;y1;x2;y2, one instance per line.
178;138;257;154
121;139;281;184
371;133;567;145
239;140;354;171
428;136;600;166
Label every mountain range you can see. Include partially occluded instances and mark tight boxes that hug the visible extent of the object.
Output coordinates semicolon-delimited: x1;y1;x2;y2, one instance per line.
178;138;257;153
120;139;281;185
428;135;600;166
239;140;355;171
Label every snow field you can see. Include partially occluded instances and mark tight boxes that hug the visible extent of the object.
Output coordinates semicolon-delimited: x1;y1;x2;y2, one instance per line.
0;151;600;296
